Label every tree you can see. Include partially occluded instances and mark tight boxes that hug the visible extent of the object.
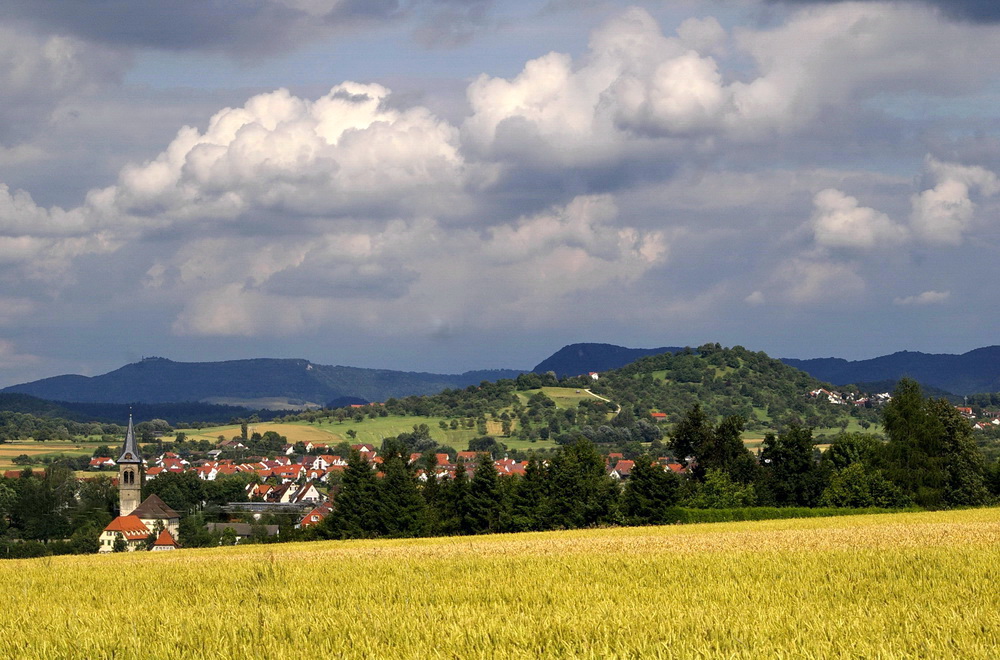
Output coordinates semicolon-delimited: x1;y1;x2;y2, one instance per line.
143;470;205;515
881;379;990;507
881;379;947;507
376;438;425;538
178;513;216;547
507;455;547;532
439;458;472;535
668;404;713;465
760;425;825;506
324;449;380;539
819;463;909;509
467;454;502;534
621;456;681;524
544;438;618;529
686;469;756;508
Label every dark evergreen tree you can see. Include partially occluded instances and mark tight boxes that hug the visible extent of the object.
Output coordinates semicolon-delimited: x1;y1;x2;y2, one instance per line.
324;448;380;539
544;438;618;529
467;453;502;534
376;438;426;537
621;455;681;524
420;449;443;535
439;459;472;535
507;455;547;532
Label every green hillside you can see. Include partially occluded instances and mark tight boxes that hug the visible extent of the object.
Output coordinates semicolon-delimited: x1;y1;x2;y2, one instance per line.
599;343;878;432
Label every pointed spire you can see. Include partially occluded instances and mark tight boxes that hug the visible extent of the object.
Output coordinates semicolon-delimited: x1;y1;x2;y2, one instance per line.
117;413;143;464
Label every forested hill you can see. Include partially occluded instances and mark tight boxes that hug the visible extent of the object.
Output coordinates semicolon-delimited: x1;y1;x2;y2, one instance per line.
1;357;525;407
364;344;874;438
781;346;1000;396
532;343;684;377
592;344;870;431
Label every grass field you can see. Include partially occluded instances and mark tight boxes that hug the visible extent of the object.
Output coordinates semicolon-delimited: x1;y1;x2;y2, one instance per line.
0;440;97;469
0;508;997;658
178;418;561;453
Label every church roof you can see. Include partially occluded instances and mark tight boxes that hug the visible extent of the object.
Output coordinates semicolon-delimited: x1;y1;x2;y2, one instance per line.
116;414;143;465
131;494;180;520
103;515;150;540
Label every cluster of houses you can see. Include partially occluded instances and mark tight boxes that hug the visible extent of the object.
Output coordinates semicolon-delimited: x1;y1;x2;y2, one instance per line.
807;388;893;407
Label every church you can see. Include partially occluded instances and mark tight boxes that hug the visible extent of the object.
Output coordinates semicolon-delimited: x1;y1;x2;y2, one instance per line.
98;416;181;552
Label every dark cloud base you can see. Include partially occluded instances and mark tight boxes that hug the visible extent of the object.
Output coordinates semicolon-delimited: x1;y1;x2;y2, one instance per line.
770;0;1000;22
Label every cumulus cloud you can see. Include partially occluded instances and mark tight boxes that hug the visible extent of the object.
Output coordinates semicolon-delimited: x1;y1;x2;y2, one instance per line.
462;3;1000;168
893;290;950;306
910;157;1000;245
0;184;120;283
767;256;866;304
159;194;667;337
811;188;908;250
110;83;483;223
0;25;126;144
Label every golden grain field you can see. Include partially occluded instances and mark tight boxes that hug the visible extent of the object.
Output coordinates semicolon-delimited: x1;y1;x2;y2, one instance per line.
1;509;998;658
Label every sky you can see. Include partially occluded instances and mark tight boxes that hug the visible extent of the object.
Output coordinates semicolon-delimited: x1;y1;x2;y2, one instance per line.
2;0;1000;386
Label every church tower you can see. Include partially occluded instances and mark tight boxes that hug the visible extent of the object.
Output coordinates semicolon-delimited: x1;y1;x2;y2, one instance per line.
117;414;144;516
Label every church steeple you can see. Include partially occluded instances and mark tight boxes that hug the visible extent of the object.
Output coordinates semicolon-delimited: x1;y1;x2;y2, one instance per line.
117;414;144;516
117;414;142;464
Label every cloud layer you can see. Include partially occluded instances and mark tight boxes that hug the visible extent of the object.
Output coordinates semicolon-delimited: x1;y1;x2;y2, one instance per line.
2;1;1000;382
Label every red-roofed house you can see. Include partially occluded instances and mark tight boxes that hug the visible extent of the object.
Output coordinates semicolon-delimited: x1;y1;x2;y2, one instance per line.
99;515;151;552
151;528;179;551
298;501;334;528
609;460;635;480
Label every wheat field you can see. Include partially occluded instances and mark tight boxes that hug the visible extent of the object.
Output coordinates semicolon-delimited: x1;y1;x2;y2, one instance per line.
2;508;998;658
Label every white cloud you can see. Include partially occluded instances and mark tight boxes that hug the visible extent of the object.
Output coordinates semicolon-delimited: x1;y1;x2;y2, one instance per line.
811;188;908;250
162;194;668;337
910;157;1000;245
112;83;483;223
0;25;126;144
893;290;950;306
768;256;866;305
463;3;1000;167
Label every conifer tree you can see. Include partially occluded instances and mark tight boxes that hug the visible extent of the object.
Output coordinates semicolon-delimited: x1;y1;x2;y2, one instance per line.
377;438;426;538
508;455;547;532
324;448;380;539
439;458;472;534
468;453;502;534
544;437;617;528
621;455;680;524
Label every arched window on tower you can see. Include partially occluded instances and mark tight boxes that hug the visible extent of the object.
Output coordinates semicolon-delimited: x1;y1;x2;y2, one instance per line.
124;470;133;485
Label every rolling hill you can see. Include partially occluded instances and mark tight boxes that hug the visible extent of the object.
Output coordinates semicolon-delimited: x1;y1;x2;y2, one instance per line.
1;357;524;408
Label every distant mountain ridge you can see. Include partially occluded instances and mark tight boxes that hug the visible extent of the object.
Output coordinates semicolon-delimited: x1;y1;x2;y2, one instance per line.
5;343;1000;409
781;346;1000;396
532;343;1000;397
2;357;525;407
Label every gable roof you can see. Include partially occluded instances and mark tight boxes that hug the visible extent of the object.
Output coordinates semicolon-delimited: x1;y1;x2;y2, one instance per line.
153;528;179;547
103;515;150;539
131;493;181;520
